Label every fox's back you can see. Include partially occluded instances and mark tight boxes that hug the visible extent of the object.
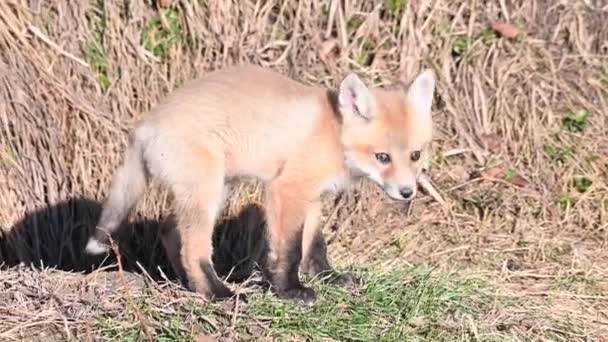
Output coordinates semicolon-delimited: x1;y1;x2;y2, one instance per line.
137;65;336;179
147;65;318;124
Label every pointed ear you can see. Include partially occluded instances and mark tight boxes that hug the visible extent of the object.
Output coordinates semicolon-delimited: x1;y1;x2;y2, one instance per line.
406;69;435;120
338;73;374;122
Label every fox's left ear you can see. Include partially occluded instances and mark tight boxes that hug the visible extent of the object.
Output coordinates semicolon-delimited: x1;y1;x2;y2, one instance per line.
406;69;435;120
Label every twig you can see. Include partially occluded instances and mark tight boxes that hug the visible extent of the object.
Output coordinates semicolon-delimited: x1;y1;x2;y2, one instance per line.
27;25;90;68
337;1;348;50
447;178;484;192
516;292;608;301
231;291;240;328
325;0;338;39
109;239;154;342
430;245;470;257
442;148;471;158
417;173;447;210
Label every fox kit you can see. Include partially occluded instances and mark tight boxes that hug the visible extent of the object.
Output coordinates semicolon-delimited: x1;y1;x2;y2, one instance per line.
85;65;435;305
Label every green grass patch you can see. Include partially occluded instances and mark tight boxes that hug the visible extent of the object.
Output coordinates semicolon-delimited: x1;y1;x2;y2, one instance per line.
356;40;376;67
95;288;219;341
544;143;572;163
384;0;408;17
573;175;592;193
320;4;330;27
553;271;606;296
452;36;470;57
241;266;491;340
347;15;365;33
83;0;111;92
78;266;593;340
452;28;498;60
479;28;497;45
4;145;17;162
504;168;518;181
40;7;57;35
97;315;146;341
559;192;574;210
556;176;592;212
562;110;590;133
142;7;183;61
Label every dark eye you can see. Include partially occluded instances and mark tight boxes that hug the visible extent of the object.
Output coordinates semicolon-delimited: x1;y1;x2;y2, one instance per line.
410;151;421;161
375;152;391;164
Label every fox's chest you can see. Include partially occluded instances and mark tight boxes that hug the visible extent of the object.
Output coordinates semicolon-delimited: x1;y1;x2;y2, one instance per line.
318;175;349;197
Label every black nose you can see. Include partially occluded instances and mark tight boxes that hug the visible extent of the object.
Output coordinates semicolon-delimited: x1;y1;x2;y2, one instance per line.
399;187;414;199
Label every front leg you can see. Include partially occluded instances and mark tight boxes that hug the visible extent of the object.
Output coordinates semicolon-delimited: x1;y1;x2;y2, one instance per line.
300;200;355;287
264;184;317;306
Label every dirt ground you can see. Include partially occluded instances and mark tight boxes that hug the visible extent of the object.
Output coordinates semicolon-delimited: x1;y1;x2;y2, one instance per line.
0;0;607;340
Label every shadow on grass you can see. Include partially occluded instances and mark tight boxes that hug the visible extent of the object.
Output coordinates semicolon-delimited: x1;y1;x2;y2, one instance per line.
0;197;268;285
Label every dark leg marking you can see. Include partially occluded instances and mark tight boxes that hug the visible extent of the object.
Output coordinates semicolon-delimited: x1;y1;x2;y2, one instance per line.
200;260;235;300
265;229;317;306
301;229;356;287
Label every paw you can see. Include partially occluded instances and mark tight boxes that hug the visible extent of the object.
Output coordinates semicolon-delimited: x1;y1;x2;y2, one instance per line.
328;271;356;288
84;238;109;255
277;285;317;306
221;292;249;310
197;260;236;302
209;285;235;301
201;280;240;302
187;278;235;302
314;270;357;288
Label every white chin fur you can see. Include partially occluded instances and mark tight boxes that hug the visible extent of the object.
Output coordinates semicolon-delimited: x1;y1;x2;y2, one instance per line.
85;238;110;255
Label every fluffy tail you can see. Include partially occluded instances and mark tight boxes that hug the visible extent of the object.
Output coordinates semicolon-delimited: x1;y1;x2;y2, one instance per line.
85;138;148;255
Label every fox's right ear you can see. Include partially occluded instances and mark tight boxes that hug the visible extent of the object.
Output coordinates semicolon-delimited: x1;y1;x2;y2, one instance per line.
405;69;435;121
338;73;374;123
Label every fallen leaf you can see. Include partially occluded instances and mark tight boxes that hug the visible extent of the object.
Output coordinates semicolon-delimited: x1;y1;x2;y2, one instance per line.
159;0;172;8
196;335;217;342
507;174;529;187
481;166;530;187
492;21;519;39
319;38;341;65
481;166;505;179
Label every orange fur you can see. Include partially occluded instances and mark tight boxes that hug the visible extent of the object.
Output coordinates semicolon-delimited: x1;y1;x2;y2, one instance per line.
85;64;436;305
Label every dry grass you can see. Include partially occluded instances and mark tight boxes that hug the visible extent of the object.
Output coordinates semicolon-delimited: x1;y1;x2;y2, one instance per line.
0;0;607;340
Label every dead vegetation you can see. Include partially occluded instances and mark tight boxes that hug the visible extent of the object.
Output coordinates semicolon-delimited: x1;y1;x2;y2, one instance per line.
0;0;607;340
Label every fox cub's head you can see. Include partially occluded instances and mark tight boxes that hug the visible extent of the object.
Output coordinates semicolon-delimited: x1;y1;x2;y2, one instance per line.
338;70;435;201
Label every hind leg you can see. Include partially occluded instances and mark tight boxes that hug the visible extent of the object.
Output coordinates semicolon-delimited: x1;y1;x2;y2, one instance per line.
171;164;234;299
148;141;232;300
159;216;187;284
